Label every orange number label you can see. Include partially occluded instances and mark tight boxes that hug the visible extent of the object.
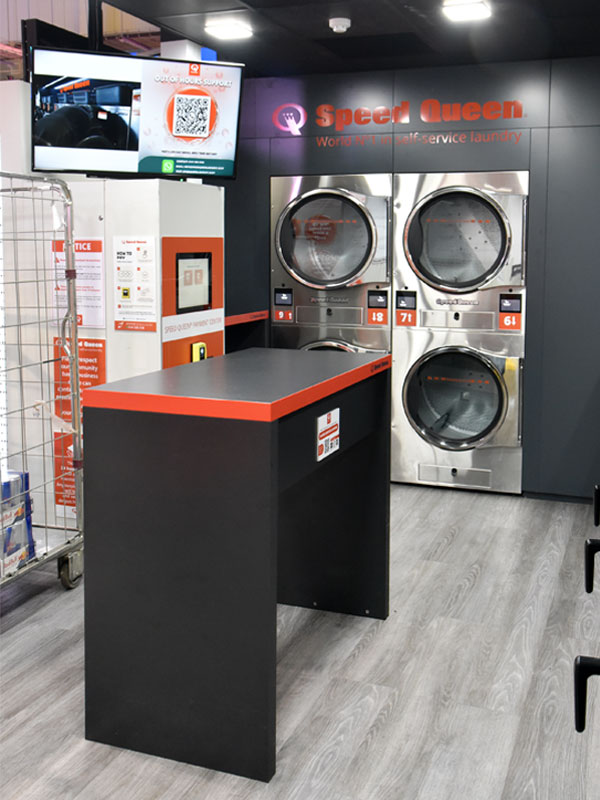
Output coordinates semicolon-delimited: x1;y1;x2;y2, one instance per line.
368;308;388;325
499;312;521;330
396;309;416;326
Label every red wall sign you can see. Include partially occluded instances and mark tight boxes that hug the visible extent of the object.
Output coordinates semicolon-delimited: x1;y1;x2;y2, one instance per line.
53;337;106;507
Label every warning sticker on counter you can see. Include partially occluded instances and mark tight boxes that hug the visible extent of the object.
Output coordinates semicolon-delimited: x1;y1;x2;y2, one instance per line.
316;408;340;462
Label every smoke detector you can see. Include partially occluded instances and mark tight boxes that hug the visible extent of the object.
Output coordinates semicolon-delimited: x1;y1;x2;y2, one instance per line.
329;17;351;33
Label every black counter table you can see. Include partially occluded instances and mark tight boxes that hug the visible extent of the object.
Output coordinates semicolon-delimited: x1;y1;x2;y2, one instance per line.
83;347;391;782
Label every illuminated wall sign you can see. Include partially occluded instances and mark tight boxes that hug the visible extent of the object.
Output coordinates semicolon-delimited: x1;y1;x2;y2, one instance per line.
309;99;523;133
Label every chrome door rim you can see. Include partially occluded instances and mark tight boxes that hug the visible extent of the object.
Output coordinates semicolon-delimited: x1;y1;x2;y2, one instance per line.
275;187;378;290
301;340;359;352
403;186;512;293
402;345;509;451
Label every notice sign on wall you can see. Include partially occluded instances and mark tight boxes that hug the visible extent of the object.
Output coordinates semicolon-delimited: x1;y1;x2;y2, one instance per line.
53;239;105;328
316;408;340;462
113;236;157;331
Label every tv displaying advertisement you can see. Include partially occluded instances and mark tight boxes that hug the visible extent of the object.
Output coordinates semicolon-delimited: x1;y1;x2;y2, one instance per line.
30;48;244;178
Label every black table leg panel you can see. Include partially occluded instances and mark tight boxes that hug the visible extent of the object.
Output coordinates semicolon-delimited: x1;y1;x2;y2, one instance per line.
84;408;277;781
277;373;390;619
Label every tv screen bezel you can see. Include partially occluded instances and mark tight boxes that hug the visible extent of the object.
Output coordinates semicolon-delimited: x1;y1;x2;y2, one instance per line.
29;45;244;181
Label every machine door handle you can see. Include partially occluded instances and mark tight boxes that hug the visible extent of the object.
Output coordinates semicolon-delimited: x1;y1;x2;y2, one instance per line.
574;656;600;732
585;539;600;593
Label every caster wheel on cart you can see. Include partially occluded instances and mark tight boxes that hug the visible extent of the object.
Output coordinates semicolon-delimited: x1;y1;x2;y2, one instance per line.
58;552;83;590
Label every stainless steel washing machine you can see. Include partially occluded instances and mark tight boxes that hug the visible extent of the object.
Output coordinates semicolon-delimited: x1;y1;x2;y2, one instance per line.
271;174;392;353
393;171;528;320
391;327;523;494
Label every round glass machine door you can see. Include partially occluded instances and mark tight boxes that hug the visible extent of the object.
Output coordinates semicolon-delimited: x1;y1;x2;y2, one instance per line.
276;189;377;289
404;187;511;292
403;347;508;450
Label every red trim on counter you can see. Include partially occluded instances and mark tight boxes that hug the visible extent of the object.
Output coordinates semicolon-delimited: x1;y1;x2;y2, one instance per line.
225;310;269;326
83;355;391;422
83;390;272;421
270;356;391;419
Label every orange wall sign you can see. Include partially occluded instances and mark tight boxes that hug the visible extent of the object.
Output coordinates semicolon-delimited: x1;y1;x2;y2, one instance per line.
53;337;106;507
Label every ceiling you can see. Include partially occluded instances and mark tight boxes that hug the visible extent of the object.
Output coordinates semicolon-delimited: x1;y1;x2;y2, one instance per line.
103;0;600;77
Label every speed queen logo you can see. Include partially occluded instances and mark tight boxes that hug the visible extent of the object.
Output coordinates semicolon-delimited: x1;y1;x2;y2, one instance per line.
272;103;308;136
272;97;524;134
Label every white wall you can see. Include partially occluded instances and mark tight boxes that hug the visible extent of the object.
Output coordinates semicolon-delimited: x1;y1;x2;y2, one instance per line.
0;0;157;43
0;80;31;174
0;0;87;43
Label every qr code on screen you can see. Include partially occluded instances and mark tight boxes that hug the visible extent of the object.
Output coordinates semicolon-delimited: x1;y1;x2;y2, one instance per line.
173;94;212;137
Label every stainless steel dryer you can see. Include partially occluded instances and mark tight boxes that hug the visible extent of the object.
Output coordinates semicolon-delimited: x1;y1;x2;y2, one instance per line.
391;327;523;494
393;171;528;319
271;174;392;353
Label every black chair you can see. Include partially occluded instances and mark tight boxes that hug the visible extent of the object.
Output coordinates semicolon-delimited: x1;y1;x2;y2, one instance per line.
574;485;600;732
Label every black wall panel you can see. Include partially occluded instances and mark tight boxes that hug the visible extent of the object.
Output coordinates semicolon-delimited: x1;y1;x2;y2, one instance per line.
534;125;600;497
549;58;600;127
521;126;550;495
206;137;271;317
238;77;257;139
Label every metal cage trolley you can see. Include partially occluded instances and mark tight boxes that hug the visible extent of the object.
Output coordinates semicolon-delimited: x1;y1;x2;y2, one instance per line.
0;171;83;590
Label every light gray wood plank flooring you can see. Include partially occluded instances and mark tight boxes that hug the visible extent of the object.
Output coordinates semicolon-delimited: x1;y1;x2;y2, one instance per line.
1;485;599;800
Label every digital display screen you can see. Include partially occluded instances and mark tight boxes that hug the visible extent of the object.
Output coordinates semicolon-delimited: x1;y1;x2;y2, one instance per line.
499;294;522;313
396;291;417;310
368;291;388;309
31;48;243;178
274;289;293;306
176;253;212;314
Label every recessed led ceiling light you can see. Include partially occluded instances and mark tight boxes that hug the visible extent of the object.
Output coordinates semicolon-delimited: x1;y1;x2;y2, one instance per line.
204;20;253;40
442;0;491;22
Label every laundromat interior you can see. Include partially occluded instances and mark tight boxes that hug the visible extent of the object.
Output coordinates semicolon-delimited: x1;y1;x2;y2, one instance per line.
1;1;600;798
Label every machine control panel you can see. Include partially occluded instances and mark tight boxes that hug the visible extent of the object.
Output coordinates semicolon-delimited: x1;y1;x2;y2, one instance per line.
273;288;294;322
499;293;522;330
367;290;388;325
396;290;417;326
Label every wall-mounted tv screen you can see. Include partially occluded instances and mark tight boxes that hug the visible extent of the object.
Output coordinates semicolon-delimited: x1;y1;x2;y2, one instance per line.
30;48;243;178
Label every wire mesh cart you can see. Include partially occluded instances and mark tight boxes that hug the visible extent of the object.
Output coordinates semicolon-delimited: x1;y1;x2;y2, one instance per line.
0;171;83;590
